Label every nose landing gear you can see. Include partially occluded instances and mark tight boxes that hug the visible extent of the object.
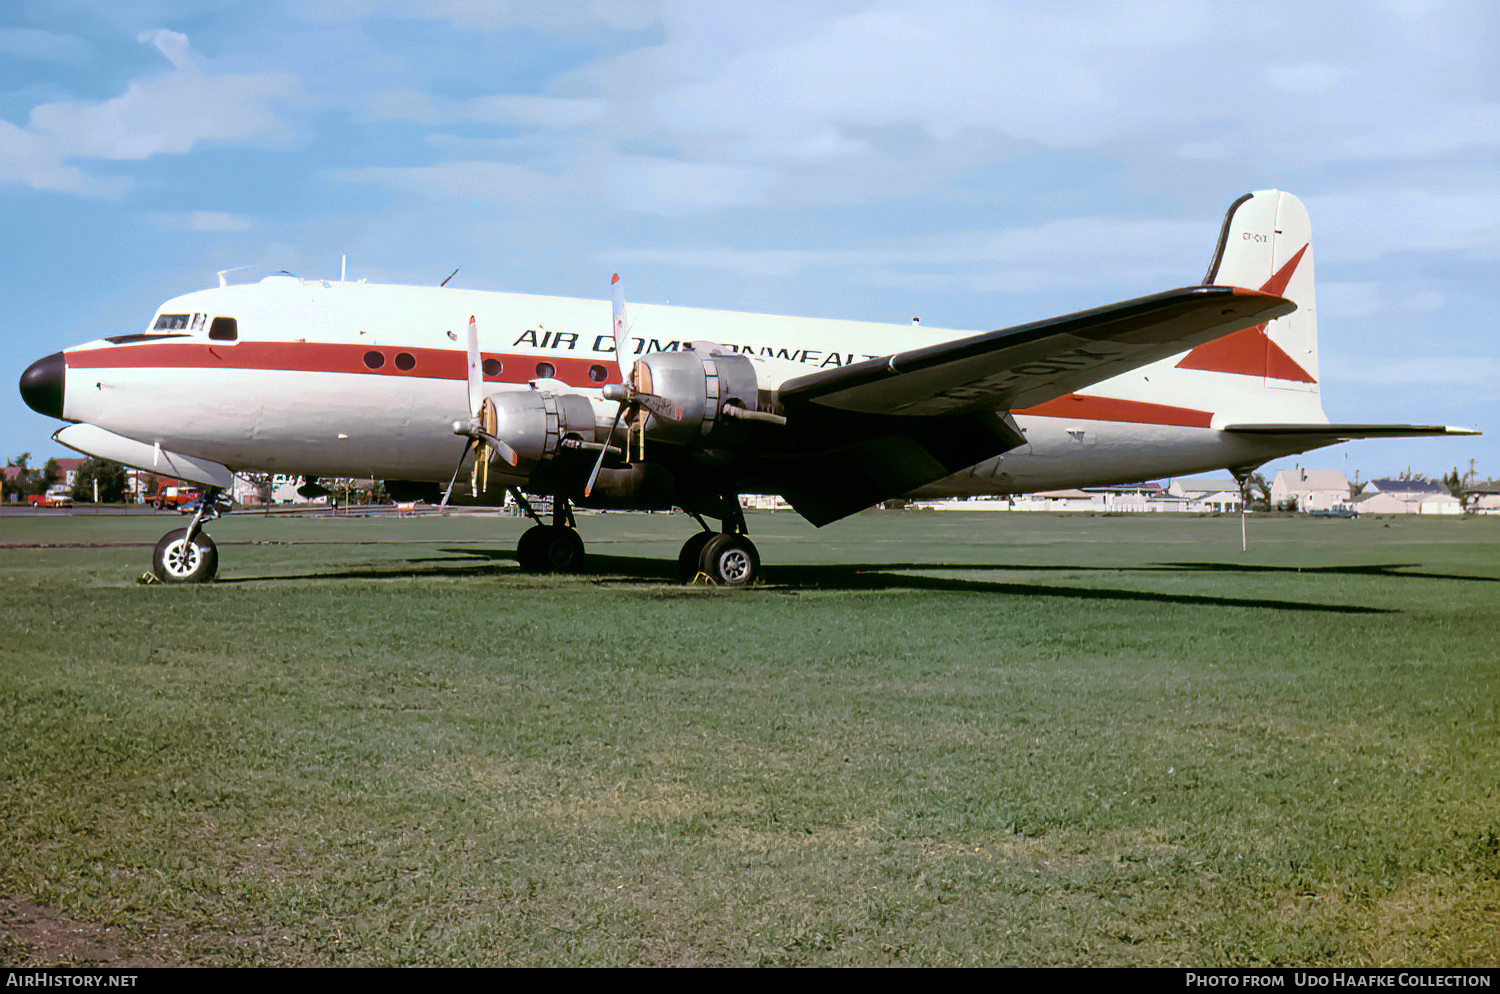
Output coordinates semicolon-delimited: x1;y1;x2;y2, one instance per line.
151;487;230;583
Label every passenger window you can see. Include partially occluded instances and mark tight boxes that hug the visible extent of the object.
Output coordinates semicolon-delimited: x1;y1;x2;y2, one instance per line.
209;317;238;341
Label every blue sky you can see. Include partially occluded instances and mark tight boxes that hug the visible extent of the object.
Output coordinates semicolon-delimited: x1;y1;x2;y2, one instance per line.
3;0;1496;485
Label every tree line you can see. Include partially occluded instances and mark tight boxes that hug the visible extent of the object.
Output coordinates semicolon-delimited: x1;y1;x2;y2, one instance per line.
5;453;129;503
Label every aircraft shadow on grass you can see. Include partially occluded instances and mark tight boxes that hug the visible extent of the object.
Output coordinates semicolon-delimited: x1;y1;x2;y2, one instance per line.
206;546;1485;615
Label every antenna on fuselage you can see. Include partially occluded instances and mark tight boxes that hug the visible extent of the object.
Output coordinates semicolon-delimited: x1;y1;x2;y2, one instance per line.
441;268;460;287
216;266;250;288
341;255;347;283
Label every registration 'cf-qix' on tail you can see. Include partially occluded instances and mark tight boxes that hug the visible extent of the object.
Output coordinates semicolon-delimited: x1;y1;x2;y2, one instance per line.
17;189;1478;585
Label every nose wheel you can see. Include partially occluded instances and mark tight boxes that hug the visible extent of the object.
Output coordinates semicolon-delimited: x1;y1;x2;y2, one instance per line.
152;528;219;583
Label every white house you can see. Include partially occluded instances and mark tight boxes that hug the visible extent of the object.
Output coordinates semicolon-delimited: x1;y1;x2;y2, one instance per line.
1352;477;1461;515
1270;469;1352;513
1168;477;1243;513
1354;491;1462;515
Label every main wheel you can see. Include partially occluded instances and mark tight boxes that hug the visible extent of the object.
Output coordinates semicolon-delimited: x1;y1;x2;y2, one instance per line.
697;533;760;587
152;528;219;584
516;525;585;573
677;531;715;582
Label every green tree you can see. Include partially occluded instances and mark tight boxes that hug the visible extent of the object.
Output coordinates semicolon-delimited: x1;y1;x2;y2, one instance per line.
70;457;129;504
6;453;47;498
1245;472;1271;511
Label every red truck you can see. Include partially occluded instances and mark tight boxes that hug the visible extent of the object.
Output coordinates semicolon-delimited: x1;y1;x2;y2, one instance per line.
152;485;199;510
27;489;74;508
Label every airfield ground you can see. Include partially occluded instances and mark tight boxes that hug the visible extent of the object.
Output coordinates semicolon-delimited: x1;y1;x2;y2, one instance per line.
0;509;1495;967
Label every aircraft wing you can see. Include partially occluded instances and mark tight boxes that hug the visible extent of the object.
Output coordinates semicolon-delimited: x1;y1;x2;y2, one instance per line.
1223;424;1480;439
776;285;1295;417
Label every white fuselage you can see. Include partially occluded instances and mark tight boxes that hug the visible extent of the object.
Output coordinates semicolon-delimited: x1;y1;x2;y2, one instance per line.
55;276;1327;497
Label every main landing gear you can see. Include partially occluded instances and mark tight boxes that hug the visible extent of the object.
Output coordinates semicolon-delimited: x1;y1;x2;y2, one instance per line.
151;488;229;584
676;498;760;587
511;489;587;573
508;490;761;586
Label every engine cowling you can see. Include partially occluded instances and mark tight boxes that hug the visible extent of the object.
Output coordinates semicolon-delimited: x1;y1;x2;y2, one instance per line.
631;349;761;447
475;389;595;494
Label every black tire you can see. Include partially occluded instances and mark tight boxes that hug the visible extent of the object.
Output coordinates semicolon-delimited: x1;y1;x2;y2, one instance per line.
677;531;715;582
698;533;759;587
152;528;218;584
516;525;585;573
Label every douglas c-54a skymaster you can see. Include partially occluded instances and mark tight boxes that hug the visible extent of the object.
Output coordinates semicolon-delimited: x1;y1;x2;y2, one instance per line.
18;190;1478;585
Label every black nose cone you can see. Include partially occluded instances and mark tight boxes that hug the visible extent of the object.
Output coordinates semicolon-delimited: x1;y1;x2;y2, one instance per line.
20;352;65;419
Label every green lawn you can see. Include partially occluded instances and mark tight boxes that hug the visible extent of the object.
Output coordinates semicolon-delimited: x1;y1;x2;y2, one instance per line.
0;509;1495;966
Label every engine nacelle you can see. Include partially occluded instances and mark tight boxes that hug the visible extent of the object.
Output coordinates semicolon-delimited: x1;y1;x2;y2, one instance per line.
478;389;595;491
632;349;761;446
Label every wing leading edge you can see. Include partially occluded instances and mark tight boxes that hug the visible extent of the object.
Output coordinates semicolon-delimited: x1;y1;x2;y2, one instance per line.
776;285;1295;418
1223;424;1480;439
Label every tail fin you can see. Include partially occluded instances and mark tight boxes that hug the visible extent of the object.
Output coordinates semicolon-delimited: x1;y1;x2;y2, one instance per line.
1178;190;1320;395
1169;191;1478;444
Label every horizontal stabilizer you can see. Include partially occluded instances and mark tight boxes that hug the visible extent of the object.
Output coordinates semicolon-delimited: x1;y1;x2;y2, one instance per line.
1223;423;1480;439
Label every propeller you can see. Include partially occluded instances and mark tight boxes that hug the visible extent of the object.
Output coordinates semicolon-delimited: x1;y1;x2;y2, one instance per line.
584;276;631;498
441;316;518;509
584;275;684;497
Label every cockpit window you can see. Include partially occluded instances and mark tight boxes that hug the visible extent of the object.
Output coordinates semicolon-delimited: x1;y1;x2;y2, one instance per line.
209;317;238;342
153;314;192;330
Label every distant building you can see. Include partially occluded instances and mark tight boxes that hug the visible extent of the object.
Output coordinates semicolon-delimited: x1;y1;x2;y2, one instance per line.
1270;468;1352;513
53;458;86;489
1167;477;1243;513
1351;476;1461;515
232;474;315;505
1461;479;1500;515
1362;477;1449;500
982;481;1185;513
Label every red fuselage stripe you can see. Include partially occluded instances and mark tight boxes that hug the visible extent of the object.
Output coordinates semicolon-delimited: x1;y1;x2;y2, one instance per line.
64;341;623;387
1014;393;1214;428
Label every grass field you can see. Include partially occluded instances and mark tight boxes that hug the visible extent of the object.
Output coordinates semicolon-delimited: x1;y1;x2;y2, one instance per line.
0;508;1495;967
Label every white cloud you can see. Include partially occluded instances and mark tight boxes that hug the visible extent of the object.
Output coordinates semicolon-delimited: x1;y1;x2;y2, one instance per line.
149;211;254;233
615;214;1210;294
0;120;126;197
136;29;197;71
0;30;299;197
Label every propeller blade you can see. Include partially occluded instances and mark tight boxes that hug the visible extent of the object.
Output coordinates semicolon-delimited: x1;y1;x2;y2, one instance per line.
611;273;629;382
441;436;475;510
466;315;483;416
480;432;520;468
634;391;683;422
584;404;626;498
